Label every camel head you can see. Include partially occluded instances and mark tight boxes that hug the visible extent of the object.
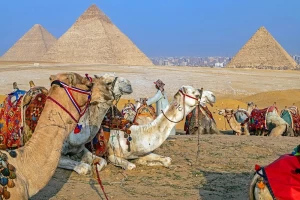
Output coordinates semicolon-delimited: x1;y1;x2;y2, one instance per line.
174;85;201;110
200;90;216;107
218;108;235;117
49;72;93;108
91;73;133;105
247;102;255;109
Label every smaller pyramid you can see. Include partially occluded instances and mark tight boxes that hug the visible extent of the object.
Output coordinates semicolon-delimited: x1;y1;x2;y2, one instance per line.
227;27;297;69
1;24;57;61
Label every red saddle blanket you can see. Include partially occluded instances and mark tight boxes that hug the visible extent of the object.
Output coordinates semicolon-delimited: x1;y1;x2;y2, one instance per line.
248;106;278;131
262;154;300;200
0;96;23;149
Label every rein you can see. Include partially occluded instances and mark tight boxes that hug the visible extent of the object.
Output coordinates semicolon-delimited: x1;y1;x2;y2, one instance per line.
162;89;199;123
47;80;92;123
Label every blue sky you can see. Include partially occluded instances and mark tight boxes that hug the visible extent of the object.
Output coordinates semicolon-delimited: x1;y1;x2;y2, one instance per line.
0;0;299;57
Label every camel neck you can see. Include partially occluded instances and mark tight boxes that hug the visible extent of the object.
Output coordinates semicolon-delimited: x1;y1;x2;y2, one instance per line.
76;101;111;141
225;115;241;133
16;98;79;196
136;99;195;152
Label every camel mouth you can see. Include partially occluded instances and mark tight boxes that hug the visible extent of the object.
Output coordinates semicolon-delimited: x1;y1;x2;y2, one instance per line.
120;85;133;95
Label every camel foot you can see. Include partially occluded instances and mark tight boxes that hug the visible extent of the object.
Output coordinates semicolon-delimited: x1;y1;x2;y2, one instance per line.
125;163;137;170
74;162;92;175
136;153;172;168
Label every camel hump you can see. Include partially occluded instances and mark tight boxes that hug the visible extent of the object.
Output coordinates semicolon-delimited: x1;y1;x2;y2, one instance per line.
13;82;18;90
29;80;35;88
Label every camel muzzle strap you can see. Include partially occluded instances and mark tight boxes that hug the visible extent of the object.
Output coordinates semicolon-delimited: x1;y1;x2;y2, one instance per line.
48;80;92;123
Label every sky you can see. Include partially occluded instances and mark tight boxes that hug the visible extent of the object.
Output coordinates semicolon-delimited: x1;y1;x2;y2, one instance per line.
0;0;300;57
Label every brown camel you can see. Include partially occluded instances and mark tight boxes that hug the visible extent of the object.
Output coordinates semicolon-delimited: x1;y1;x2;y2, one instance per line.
1;72;110;200
218;108;250;135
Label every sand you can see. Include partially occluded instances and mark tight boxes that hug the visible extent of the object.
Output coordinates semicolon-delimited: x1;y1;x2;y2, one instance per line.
0;62;299;199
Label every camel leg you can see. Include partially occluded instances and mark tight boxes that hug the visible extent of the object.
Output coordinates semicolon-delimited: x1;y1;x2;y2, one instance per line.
80;147;107;172
58;155;92;175
269;125;286;137
135;153;172;167
108;154;136;170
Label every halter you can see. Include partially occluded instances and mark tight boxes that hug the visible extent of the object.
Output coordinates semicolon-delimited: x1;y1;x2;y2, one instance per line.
162;88;200;123
47;80;92;123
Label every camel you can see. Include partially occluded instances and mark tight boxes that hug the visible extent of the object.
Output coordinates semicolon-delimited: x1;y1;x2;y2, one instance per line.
0;72;111;199
218;108;250;136
58;74;133;175
219;102;294;136
107;86;215;170
185;96;219;135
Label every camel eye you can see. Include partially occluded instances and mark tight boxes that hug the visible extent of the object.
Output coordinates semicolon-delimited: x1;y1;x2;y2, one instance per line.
106;82;112;85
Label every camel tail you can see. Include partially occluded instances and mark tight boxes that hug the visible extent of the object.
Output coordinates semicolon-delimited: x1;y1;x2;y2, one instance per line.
249;172;259;200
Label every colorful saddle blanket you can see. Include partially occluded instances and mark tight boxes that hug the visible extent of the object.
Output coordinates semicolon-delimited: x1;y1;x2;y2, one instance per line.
23;92;47;144
0;89;26;149
248;106;278;131
281;106;300;134
256;153;300;200
86;106;133;156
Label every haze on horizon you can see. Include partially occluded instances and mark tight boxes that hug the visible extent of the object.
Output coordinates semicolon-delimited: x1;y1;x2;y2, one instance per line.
0;0;299;58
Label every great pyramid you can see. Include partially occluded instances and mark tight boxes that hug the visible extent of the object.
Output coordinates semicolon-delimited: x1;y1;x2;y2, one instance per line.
43;4;153;66
227;26;297;69
1;24;57;61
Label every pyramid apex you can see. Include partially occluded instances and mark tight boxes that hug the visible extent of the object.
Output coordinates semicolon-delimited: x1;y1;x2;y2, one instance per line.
79;4;111;23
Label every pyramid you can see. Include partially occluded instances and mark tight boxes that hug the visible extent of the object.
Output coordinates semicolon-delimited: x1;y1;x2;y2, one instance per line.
227;26;297;69
1;24;57;61
43;5;153;66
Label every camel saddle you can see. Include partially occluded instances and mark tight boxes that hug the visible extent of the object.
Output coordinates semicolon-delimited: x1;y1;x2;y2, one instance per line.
86;106;134;156
248;106;278;131
255;152;300;200
281;106;300;134
133;103;156;124
0;90;26;149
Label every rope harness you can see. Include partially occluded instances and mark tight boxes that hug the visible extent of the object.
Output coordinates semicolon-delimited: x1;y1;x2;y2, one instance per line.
162;89;200;123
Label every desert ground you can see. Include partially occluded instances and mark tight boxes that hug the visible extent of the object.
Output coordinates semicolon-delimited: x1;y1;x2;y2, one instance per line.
1;62;300;199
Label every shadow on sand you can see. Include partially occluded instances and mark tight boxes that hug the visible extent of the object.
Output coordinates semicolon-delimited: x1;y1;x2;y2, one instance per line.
199;170;254;200
30;168;105;200
30;168;72;200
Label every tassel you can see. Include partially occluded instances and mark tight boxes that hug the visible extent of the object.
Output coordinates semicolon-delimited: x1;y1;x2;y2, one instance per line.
255;164;261;171
74;124;82;134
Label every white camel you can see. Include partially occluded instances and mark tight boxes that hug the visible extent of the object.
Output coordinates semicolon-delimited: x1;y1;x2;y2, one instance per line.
107;86;216;170
58;73;133;175
122;91;216;125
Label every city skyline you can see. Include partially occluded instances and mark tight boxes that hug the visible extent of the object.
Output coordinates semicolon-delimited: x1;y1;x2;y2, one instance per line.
1;0;300;57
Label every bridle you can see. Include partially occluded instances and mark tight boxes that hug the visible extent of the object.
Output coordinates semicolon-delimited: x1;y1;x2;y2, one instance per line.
162;88;201;123
47;80;92;123
111;76;119;101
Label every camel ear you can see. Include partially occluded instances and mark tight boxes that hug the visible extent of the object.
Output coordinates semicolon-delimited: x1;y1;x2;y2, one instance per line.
182;86;188;94
67;74;75;86
82;77;93;88
94;75;100;79
49;75;56;83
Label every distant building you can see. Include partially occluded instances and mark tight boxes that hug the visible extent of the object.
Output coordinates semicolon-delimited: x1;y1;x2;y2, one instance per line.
215;62;224;68
163;60;169;66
